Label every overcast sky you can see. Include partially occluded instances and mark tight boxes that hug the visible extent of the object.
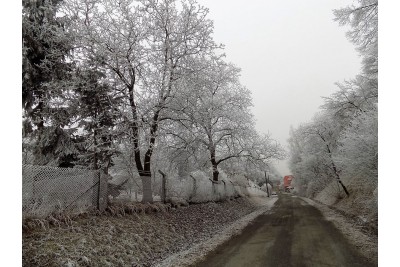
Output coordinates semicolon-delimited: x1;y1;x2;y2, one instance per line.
197;0;362;176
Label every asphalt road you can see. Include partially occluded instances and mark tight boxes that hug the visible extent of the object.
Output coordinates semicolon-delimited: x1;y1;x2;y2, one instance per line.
194;194;374;267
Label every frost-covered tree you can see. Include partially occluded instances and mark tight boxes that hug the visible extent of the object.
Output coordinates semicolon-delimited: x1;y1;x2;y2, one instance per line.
336;107;378;181
166;57;284;181
23;0;286;203
289;113;349;196
289;0;378;200
66;0;219;202
23;0;78;166
23;0;73;124
326;0;378;121
168;58;252;181
322;75;377;122
71;68;121;172
326;0;378;185
333;0;378;76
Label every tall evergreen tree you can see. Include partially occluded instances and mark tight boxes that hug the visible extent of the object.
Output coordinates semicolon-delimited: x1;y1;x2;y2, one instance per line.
73;68;120;172
22;0;76;166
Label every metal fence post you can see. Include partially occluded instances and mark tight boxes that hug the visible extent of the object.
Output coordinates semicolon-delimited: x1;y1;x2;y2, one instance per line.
92;171;100;209
97;171;101;210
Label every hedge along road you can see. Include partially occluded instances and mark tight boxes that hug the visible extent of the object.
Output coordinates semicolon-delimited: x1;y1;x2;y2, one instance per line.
194;194;374;267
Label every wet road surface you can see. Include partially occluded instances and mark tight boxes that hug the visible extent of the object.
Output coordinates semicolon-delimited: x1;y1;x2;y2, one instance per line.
194;194;374;267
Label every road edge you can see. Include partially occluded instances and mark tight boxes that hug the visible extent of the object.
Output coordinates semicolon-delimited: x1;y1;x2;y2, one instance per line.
154;197;278;267
298;196;378;265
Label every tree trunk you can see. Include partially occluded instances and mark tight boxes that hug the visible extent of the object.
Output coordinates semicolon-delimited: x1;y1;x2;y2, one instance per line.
139;161;154;204
210;147;219;181
325;144;350;197
331;161;350;196
127;82;155;203
141;176;153;203
265;172;270;197
337;179;350;196
93;128;98;170
211;160;219;182
212;168;219;182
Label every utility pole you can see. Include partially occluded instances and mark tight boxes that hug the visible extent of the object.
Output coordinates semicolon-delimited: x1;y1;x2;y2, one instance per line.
265;171;270;197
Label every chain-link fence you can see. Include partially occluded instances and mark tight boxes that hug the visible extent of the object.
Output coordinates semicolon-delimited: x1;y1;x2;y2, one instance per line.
108;170;269;204
22;164;108;217
163;171;268;204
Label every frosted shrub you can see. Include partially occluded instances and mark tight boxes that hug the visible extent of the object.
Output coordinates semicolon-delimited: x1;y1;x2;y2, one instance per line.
247;187;268;197
213;182;226;201
233;185;246;197
166;175;195;201
228;174;250;197
230;173;249;187
188;170;214;203
223;179;237;198
164;170;244;203
107;168;143;201
247;180;268;197
161;168;269;204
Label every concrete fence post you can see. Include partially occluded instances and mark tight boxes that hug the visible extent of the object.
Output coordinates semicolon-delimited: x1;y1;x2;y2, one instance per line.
189;175;197;202
158;170;166;203
222;180;226;200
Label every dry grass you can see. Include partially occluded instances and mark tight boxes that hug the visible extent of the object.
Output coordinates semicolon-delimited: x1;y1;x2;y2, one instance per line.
311;176;378;265
23;198;258;267
104;201;171;217
300;197;378;265
23;201;173;234
315;176;378;236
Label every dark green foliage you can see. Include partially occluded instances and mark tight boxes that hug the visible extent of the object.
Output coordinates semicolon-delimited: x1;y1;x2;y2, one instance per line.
22;0;120;169
72;68;121;172
22;0;72;118
32;126;78;166
22;0;77;166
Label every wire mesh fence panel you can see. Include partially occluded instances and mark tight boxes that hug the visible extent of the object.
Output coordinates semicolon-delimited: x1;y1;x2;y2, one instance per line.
163;171;249;203
22;164;102;217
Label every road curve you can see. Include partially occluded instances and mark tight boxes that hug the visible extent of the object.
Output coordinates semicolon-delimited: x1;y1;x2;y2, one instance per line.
194;194;374;267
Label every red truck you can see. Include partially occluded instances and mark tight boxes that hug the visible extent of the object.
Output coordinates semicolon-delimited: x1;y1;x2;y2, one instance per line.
283;175;294;192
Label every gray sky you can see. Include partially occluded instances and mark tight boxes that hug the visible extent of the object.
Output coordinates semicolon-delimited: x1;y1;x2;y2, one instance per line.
197;0;361;176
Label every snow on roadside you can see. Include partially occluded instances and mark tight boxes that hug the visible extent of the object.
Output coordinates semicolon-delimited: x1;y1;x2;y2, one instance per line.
299;196;377;265
155;196;278;267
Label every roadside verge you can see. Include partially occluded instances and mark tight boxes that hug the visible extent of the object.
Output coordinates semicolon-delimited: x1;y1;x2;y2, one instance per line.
23;197;277;266
155;196;278;267
299;196;377;265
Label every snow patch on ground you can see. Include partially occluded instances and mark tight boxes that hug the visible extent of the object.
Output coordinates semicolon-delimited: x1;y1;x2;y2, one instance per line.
155;197;278;267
